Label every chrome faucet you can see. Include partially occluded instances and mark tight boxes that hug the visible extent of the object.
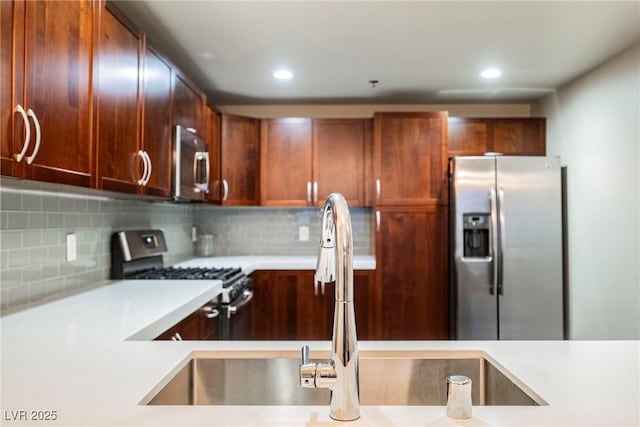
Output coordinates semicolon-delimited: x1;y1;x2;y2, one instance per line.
299;193;360;421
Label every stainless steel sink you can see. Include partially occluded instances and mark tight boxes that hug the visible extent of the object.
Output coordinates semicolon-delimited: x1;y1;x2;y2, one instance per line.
144;351;544;406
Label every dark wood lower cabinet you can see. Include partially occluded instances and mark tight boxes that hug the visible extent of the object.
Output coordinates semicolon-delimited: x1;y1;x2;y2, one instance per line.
376;206;449;340
155;304;218;340
241;270;378;340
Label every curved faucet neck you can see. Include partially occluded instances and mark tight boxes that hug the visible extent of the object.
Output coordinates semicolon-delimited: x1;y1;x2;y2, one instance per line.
318;193;354;302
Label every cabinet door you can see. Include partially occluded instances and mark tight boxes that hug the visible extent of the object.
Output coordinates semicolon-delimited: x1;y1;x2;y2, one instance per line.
353;270;379;340
20;0;94;187
447;117;546;157
173;73;204;132
221;113;260;206
260;118;312;206
96;3;142;193
141;44;173;198
373;112;448;206
241;271;300;340
204;106;222;204
0;0;19;178
312;119;367;207
491;118;545;155
447;118;489;156
376;206;448;339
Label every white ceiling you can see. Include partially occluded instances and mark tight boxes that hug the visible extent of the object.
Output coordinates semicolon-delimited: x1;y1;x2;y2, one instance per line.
115;1;640;105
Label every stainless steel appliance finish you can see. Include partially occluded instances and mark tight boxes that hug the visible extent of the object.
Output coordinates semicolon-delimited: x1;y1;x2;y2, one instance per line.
110;229;252;340
173;125;209;202
299;193;360;421
451;156;564;340
145;354;541;406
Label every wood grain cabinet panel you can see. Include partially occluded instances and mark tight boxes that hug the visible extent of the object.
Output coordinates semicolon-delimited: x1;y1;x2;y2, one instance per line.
141;44;173;197
312;119;369;207
447;117;546;157
173;73;205;133
221;113;261;206
376;206;448;340
95;2;142;193
2;0;94;186
260;118;371;207
373;112;448;206
242;270;379;340
260;118;313;206
204;106;222;204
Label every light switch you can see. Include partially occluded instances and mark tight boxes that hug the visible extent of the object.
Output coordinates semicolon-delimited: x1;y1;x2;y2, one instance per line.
299;226;310;242
66;233;77;262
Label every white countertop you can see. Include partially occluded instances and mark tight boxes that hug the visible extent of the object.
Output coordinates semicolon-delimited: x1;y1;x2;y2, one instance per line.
175;255;376;273
1;277;638;426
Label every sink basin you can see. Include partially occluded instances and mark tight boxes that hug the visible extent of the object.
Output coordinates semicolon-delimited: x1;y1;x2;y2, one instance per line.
144;351;544;406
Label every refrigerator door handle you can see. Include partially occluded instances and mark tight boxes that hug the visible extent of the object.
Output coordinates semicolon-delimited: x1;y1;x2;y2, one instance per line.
489;186;499;295
497;187;506;295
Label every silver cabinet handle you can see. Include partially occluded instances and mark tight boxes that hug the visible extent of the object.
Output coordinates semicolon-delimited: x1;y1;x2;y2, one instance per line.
489;186;498;295
136;150;148;185
376;210;381;232
25;109;41;165
204;308;220;319
307;181;312;203
375;179;381;201
14;105;31;162
171;332;183;341
313;181;318;203
141;150;152;186
222;179;229;201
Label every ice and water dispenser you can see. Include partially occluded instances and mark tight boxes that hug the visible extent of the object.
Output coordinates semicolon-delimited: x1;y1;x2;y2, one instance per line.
462;214;490;258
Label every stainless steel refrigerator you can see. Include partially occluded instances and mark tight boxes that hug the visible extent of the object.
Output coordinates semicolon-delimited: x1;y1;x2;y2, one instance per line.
450;156;564;340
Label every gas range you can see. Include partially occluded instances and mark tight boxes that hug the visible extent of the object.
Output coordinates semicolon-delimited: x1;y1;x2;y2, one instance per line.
110;229;252;308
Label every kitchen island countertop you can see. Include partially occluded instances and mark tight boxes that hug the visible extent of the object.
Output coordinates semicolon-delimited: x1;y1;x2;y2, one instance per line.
1;276;638;426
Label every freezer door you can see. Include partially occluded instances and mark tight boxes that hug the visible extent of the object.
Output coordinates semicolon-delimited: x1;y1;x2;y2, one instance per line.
496;157;564;339
452;157;498;339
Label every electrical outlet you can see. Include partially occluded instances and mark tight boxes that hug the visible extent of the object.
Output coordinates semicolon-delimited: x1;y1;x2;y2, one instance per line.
66;233;77;262
299;226;309;242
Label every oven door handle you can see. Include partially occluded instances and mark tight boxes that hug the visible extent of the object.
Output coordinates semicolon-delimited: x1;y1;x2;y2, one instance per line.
227;289;254;318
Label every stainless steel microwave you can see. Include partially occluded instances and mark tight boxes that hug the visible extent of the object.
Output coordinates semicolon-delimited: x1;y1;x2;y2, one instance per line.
173;125;209;202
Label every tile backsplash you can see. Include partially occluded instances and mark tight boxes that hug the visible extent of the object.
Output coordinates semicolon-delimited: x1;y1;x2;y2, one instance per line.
195;205;374;256
1;178;374;315
0;178;194;314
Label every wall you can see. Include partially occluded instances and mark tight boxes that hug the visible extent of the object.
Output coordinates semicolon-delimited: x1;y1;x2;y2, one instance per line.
0;179;195;315
219;103;532;118
533;44;640;339
195;206;373;256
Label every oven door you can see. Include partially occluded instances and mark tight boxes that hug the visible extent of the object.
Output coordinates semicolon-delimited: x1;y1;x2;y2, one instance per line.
220;289;254;340
173;125;209;202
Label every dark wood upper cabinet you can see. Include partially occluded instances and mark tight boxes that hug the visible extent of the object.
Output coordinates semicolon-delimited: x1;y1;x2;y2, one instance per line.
173;73;205;134
373;112;448;206
260;118;313;206
204;106;222;204
260;118;371;207
1;0;17;178
312;119;370;207
141;43;173;198
221;113;260;206
447;117;546;157
95;2;143;194
2;0;94;187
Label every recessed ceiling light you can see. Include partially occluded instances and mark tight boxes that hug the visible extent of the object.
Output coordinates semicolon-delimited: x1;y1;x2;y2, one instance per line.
273;69;293;80
481;68;502;79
